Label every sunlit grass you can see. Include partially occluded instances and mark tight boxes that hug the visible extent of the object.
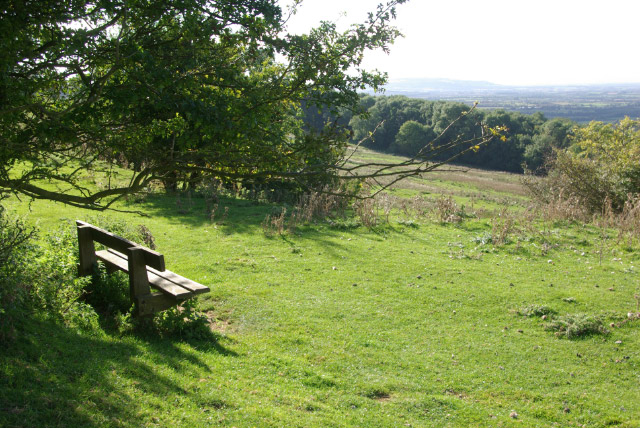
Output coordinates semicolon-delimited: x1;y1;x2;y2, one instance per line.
2;151;640;427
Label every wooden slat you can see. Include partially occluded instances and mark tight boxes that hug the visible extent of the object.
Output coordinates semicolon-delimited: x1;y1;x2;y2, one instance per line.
96;250;193;299
95;249;129;272
76;220;165;271
147;265;210;295
102;249;209;295
148;274;194;300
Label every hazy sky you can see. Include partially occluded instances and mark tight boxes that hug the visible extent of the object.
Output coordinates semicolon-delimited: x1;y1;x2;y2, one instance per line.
282;0;640;86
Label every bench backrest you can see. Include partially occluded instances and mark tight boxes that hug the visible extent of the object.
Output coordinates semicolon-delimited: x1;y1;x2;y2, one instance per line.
76;220;165;271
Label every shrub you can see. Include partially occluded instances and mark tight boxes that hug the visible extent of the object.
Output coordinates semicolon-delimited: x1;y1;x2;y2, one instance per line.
262;208;288;236
84;269;131;317
25;223;102;332
1;213;104;341
293;188;349;222
353;197;378;228
490;208;517;245
525;118;640;216
152;299;212;340
551;151;624;213
0;204;37;267
0;205;37;342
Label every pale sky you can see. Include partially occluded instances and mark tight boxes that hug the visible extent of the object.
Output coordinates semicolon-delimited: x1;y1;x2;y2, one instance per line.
282;0;640;86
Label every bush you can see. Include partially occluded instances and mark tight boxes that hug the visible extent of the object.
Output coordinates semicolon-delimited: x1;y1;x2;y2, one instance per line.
1;211;103;340
525;118;640;215
28;225;91;319
153;299;212;340
0;204;37;267
551;151;625;212
0;205;37;342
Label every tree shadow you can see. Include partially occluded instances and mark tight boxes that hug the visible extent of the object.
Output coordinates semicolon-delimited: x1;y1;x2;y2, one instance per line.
0;316;237;428
123;192;420;263
125;193;270;235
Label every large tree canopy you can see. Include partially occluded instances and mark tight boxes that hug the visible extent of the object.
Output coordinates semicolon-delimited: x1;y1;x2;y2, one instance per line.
1;0;493;209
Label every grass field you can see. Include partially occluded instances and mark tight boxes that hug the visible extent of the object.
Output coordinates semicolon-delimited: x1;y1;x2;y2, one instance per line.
2;150;639;427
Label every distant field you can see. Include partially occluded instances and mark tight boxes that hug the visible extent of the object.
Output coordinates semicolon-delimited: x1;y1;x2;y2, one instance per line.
2;151;639;427
386;84;640;123
344;146;528;212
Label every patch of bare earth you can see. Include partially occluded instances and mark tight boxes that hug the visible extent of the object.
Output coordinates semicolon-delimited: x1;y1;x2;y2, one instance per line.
205;310;233;333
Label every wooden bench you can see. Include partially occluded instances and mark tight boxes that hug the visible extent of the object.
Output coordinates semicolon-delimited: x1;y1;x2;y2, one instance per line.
76;220;209;316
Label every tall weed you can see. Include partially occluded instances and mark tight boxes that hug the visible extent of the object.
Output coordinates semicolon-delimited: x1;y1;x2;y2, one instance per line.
353;197;378;228
490;208;517;246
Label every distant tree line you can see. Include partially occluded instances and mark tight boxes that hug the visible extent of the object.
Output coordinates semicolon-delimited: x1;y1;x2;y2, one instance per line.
304;95;575;173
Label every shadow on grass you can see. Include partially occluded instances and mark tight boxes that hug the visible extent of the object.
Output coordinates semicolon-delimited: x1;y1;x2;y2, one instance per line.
126;193;267;234
0;315;236;428
123;192;427;262
127;193;414;237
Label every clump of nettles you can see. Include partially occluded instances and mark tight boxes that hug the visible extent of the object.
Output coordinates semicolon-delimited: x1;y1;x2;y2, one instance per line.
518;304;556;317
544;313;609;339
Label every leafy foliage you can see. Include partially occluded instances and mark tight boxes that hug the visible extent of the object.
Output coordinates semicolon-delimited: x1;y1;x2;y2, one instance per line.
523;118;574;172
0;213;100;342
0;205;37;342
1;0;412;208
0;204;37;267
348;96;574;172
152;299;212;340
391;120;436;156
526;117;640;214
574;117;640;176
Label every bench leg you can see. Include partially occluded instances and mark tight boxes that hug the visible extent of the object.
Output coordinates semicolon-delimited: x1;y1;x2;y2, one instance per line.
105;264;119;274
128;247;152;316
136;293;180;317
77;226;97;276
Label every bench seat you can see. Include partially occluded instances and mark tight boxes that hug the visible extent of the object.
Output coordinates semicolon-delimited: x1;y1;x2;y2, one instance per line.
96;248;209;300
77;220;210;316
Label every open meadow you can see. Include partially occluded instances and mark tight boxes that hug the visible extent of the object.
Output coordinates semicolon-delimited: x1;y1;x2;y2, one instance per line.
2;149;639;427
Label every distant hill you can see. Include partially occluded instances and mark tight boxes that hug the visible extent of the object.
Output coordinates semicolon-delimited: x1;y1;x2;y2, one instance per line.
382;78;503;93
375;79;640;123
381;78;640;95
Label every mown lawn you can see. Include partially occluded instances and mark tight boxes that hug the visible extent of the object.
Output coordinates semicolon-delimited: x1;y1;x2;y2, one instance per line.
1;164;639;427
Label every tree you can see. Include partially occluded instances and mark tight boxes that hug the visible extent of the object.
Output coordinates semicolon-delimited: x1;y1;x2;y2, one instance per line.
350;95;424;152
574;117;640;178
390;120;435;156
526;117;640;213
1;0;496;209
523;118;574;172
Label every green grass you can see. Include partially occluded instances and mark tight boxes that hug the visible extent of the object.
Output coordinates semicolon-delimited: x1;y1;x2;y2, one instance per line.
2;161;640;427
